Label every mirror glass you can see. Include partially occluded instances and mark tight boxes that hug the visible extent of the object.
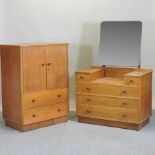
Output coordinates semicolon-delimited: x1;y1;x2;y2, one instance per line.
98;21;142;67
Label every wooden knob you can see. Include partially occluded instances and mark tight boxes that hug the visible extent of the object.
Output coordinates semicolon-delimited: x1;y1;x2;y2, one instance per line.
86;87;91;91
86;110;91;113
122;114;127;118
32;99;35;103
32;114;36;118
41;64;45;67
47;63;51;66
86;98;91;102
58;109;61;112
121;90;127;95
57;94;61;98
80;76;84;80
128;80;134;84
122;102;127;106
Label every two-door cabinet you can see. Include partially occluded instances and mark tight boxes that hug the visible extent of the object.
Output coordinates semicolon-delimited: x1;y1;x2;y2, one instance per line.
0;43;69;131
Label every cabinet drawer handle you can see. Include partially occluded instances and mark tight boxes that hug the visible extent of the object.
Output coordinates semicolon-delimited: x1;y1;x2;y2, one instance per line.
128;80;134;84
58;109;61;112
32;114;36;118
122;102;127;107
86;110;91;113
57;94;61;98
41;64;45;67
86;98;91;102
121;90;127;95
86;87;91;91
32;99;36;103
80;76;84;80
47;63;51;66
122;114;127;118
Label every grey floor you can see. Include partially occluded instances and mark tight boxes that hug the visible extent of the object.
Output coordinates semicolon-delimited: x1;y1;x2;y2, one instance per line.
0;111;155;155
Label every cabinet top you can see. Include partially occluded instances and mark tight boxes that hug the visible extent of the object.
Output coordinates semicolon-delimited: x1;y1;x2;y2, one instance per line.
0;42;69;48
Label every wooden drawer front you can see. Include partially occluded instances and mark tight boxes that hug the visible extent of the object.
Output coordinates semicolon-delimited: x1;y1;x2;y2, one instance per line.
76;73;90;82
124;77;139;86
77;83;139;98
23;103;68;125
77;94;138;109
23;88;68;110
77;104;138;123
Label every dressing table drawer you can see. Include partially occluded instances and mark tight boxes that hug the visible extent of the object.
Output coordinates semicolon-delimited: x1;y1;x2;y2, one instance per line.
76;73;90;82
23;103;68;125
77;83;139;98
77;104;138;123
124;77;140;86
77;94;138;109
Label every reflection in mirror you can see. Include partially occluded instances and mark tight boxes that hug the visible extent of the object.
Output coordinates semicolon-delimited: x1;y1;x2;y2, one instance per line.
98;21;142;67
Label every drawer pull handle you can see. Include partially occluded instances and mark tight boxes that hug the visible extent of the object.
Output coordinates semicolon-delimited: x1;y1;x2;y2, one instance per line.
122;114;127;118
58;109;61;112
86;87;91;91
32;114;36;118
86;98;91;102
41;64;45;67
86;110;91;113
32;99;36;103
80;76;84;80
122;102;127;106
121;90;127;95
57;94;61;98
47;63;51;66
128;80;134;84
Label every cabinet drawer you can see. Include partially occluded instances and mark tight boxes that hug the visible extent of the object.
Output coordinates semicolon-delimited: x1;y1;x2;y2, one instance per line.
23;88;68;110
77;94;138;109
77;83;139;98
77;104;138;123
23;103;68;125
76;73;90;82
124;77;139;86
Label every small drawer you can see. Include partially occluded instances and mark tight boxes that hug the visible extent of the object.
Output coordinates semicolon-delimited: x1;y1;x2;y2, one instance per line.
23;102;68;125
77;104;138;123
77;94;138;109
77;83;139;98
76;73;90;82
124;77;139;86
23;88;68;110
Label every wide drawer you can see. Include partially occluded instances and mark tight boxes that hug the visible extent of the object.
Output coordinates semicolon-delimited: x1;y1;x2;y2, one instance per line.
77;83;139;98
77;104;138;123
23;102;68;125
77;94;138;109
23;88;68;110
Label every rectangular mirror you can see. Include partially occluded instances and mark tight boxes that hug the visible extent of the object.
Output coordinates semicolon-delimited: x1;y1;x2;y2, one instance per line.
98;21;142;67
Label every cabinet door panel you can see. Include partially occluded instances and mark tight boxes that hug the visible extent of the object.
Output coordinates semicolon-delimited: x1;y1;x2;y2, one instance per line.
46;45;68;88
22;47;46;92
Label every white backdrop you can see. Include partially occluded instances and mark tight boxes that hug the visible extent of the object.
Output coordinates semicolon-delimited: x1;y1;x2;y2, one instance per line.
0;0;155;110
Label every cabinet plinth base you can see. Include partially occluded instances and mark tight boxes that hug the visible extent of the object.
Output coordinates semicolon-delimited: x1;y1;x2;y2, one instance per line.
5;116;68;132
78;116;149;130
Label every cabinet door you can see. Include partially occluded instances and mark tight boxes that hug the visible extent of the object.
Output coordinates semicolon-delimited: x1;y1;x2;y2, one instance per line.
22;46;46;92
46;45;68;89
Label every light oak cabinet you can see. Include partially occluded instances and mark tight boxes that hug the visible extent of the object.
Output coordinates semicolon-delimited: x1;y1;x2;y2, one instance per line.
76;67;152;130
76;21;153;130
0;43;69;131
